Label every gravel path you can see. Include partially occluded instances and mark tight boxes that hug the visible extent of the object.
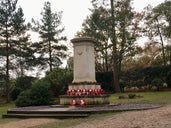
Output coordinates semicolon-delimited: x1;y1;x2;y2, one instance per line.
0;118;57;128
69;104;171;128
0;104;171;128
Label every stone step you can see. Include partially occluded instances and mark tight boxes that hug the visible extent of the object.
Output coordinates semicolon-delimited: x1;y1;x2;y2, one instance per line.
2;113;89;118
7;110;89;115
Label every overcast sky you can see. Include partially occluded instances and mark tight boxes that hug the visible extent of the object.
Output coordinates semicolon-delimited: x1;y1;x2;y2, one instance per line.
18;0;165;41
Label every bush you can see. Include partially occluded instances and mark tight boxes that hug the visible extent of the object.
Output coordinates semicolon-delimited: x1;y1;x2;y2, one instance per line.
15;90;32;107
10;87;23;100
166;71;171;88
120;65;171;90
15;80;53;107
44;68;73;96
96;72;114;93
29;80;53;106
151;78;163;91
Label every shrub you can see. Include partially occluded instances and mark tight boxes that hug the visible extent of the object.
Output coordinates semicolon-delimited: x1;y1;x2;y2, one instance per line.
15;80;53;107
44;68;73;96
151;78;163;91
166;71;171;88
96;72;114;93
29;80;53;106
10;87;23;100
15;90;32;107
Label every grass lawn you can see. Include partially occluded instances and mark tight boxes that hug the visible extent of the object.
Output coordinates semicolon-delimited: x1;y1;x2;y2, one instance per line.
0;91;171;128
0;102;19;124
0;102;16;116
110;91;171;105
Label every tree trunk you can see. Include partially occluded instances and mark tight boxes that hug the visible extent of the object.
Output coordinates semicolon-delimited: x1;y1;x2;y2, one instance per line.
6;37;10;103
156;19;166;66
49;41;53;72
110;0;120;92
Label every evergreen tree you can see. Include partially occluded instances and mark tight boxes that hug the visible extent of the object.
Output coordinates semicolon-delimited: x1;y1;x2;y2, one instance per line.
0;0;30;102
32;1;67;72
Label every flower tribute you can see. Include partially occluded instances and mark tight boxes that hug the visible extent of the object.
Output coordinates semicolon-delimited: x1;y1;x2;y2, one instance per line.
67;89;104;96
67;89;105;106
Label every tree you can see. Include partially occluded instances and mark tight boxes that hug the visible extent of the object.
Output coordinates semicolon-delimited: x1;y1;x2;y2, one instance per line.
153;1;171;39
77;6;113;72
165;45;171;65
122;1;171;69
141;1;171;66
123;41;162;68
110;0;120;92
153;1;171;65
32;2;67;72
78;0;139;92
0;0;30;102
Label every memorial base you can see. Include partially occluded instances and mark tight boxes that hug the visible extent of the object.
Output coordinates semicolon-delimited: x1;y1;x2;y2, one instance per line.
68;84;101;90
60;94;110;105
60;82;110;106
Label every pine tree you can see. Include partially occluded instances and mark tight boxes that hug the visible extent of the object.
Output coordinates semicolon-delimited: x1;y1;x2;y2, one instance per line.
32;2;67;72
0;0;30;102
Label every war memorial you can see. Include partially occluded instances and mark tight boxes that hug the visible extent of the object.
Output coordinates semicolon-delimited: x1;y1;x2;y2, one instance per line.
2;37;160;118
60;37;109;106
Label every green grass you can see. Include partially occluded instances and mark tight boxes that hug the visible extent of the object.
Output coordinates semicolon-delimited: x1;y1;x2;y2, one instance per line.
109;91;171;105
0;102;19;124
0;102;15;116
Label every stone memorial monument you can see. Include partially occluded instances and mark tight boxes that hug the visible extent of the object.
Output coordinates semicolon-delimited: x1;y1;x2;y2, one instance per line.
60;37;109;105
69;37;101;90
72;37;96;83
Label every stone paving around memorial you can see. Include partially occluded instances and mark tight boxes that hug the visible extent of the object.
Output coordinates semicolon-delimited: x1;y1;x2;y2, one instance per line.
0;104;171;128
71;103;161;112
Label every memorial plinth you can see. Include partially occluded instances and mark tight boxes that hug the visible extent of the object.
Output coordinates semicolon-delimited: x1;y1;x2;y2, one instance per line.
60;37;109;105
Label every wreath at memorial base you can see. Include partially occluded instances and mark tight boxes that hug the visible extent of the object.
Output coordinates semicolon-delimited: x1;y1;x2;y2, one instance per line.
70;99;86;106
67;89;104;96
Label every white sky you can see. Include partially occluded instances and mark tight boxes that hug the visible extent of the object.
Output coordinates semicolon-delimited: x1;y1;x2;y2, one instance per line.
18;0;165;42
17;0;165;76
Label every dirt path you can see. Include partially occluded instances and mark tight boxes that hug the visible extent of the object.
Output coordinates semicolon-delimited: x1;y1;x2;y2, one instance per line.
0;118;57;128
69;104;171;128
0;105;171;128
